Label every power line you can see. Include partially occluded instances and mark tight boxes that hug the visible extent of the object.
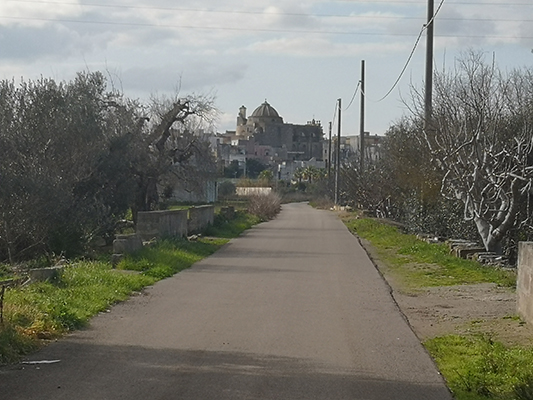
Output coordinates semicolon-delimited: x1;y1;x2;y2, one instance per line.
333;0;531;4
343;80;361;111
1;15;532;40
4;0;533;23
9;0;532;7
331;101;338;128
372;0;446;103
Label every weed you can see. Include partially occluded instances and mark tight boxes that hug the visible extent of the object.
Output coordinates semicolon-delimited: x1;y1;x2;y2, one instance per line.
514;376;533;400
0;323;40;364
426;334;533;399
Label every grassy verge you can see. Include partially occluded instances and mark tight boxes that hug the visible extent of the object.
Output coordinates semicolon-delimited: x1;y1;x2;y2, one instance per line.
343;214;532;400
0;211;258;364
343;216;515;289
206;211;261;238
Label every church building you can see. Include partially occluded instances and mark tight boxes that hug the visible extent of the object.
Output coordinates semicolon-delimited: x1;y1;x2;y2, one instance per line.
235;101;325;163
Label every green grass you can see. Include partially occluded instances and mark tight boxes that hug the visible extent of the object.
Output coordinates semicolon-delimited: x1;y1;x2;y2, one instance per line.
206;211;261;238
0;211;258;364
425;335;533;400
344;217;516;289
1;261;155;363
116;237;227;279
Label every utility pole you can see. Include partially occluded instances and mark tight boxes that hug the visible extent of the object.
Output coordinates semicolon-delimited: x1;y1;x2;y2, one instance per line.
424;0;434;131
335;98;342;205
359;60;365;172
328;121;332;185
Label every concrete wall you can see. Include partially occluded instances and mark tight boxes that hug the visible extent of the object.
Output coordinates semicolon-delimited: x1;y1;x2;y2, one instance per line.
116;206;215;256
188;205;215;235
136;209;188;240
518;242;533;325
236;187;272;196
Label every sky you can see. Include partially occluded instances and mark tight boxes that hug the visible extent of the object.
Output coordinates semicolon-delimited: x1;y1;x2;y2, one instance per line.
1;0;533;137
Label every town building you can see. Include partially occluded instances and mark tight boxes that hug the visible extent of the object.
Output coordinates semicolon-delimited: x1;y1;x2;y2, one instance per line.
215;101;326;178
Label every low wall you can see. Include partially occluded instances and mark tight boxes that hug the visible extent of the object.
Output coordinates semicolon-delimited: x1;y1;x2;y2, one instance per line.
136;209;188;240
188;205;215;235
113;234;143;254
116;206;215;256
518;242;533;325
236;187;272;196
219;206;235;220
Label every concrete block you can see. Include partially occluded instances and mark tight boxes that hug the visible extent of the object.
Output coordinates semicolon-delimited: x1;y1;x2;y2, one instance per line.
518;242;533;325
113;234;143;254
188;205;215;235
455;246;487;259
28;267;64;283
136;209;188;240
220;206;236;220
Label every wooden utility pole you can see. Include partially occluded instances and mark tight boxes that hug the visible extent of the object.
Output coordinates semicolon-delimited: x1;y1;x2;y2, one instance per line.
424;0;434;130
359;60;365;171
335;98;342;205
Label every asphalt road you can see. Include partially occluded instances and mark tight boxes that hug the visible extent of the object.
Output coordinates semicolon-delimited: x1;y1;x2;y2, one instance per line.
0;203;452;400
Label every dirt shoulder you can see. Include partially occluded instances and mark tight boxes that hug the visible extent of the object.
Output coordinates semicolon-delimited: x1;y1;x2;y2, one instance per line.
359;238;533;347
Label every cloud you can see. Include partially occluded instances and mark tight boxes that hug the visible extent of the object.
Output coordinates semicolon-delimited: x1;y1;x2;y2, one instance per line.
263;5;321;29
0;24;97;61
119;61;247;95
246;36;409;58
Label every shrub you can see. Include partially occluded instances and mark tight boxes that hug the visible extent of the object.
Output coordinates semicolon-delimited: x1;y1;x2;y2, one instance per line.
247;193;282;221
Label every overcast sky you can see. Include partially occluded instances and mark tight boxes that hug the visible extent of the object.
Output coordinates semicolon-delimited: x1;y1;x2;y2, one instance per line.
1;0;532;136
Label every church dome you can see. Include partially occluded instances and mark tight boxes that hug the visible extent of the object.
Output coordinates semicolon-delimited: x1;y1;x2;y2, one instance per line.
251;101;280;118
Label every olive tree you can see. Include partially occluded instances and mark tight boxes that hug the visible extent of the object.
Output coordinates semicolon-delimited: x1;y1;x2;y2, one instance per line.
0;73;218;262
126;94;218;221
0;72;141;261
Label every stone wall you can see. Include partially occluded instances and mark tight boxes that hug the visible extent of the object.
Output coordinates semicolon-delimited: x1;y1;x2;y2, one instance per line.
188;205;215;235
136;209;188;240
518;242;533;325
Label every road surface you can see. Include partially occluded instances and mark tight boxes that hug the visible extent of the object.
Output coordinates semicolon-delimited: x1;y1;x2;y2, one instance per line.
0;203;452;399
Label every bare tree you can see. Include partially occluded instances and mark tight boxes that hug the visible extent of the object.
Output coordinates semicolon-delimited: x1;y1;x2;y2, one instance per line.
413;51;533;252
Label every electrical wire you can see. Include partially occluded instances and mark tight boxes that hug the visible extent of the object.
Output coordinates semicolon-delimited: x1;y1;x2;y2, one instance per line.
2;14;531;40
332;0;530;4
331;101;338;128
343;80;361;111
7;0;533;8
371;0;446;103
4;0;533;22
